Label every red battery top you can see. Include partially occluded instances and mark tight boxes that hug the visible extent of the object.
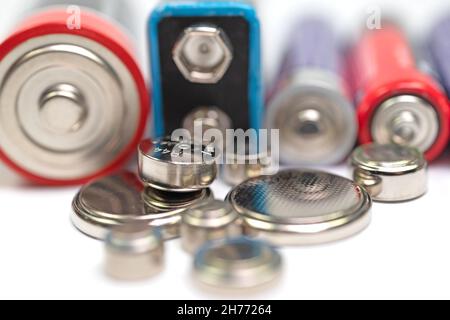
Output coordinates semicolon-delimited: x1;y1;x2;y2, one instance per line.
0;9;150;186
351;25;449;161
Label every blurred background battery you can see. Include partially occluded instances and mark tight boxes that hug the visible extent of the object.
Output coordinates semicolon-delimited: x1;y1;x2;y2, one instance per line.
0;0;149;186
148;0;262;137
266;17;357;165
429;15;450;104
350;24;450;162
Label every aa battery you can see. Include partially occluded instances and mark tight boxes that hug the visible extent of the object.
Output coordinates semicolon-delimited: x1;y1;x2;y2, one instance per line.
0;0;149;185
266;17;357;165
350;24;450;162
429;15;450;100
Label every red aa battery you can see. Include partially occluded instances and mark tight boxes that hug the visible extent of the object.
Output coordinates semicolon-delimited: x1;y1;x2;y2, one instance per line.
0;9;150;186
351;25;449;161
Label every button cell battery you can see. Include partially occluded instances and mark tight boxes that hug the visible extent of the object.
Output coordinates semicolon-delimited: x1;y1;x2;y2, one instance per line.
227;170;372;246
71;172;213;240
194;237;282;289
138;138;218;192
105;224;164;281
351;143;427;202
181;200;242;254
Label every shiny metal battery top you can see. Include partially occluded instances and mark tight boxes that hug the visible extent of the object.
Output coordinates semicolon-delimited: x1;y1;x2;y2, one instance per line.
71;172;213;241
182;106;233;143
351;143;427;202
221;141;274;186
138;138;218;192
173;24;233;84
105;224;164;281
181;200;242;254
228;170;372;246
371;95;440;153
0;6;149;185
194;237;282;290
266;18;357;165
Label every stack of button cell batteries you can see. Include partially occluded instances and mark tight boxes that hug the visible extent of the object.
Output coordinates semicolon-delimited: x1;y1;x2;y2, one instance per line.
72;138;216;242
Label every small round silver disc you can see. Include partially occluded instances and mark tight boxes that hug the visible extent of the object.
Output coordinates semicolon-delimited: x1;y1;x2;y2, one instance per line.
194;237;282;289
351;143;427;202
221;141;275;186
105;224;164;281
227;170;372;246
71;171;212;240
181;200;242;254
138;138;218;192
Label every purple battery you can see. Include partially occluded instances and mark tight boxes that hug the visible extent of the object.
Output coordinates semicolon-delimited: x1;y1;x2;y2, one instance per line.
429;16;450;97
278;18;340;80
266;17;357;165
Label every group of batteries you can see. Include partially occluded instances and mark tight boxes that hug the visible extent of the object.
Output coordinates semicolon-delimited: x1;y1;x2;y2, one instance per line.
0;0;449;289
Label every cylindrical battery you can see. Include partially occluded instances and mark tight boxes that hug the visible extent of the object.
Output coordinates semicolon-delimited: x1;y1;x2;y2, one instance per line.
350;24;450;162
0;0;149;186
266;17;357;165
429;15;450;99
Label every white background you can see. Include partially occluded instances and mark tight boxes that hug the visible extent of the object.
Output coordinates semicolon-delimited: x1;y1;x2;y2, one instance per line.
1;0;450;300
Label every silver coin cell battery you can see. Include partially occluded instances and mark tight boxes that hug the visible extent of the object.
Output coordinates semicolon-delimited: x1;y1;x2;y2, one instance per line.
181;200;242;254
227;170;372;246
71;172;213;241
194;237;282;289
138;138;217;192
105;224;164;281
351;143;427;202
221;143;274;186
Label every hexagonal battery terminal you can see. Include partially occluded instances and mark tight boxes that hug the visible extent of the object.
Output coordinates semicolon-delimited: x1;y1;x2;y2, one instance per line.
173;24;233;84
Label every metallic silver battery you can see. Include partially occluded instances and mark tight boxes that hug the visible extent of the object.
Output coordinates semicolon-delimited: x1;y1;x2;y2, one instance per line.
0;0;149;185
71;172;213;241
105;224;164;281
266;18;357;165
182;106;233;143
221;141;275;186
227;170;372;246
370;95;440;153
351;143;427;202
181;200;242;254
194;237;282;289
138;138;218;192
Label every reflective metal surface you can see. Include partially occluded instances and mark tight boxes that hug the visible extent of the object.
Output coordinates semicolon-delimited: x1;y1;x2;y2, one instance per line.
105;224;164;281
351;143;427;202
138;138;218;192
181;200;242;254
371;95;440;152
182;106;233;142
71;172;213;240
0;34;140;180
142;188;213;210
228;170;372;246
194;237;282;289
173;25;233;84
266;70;357;165
221;141;275;186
